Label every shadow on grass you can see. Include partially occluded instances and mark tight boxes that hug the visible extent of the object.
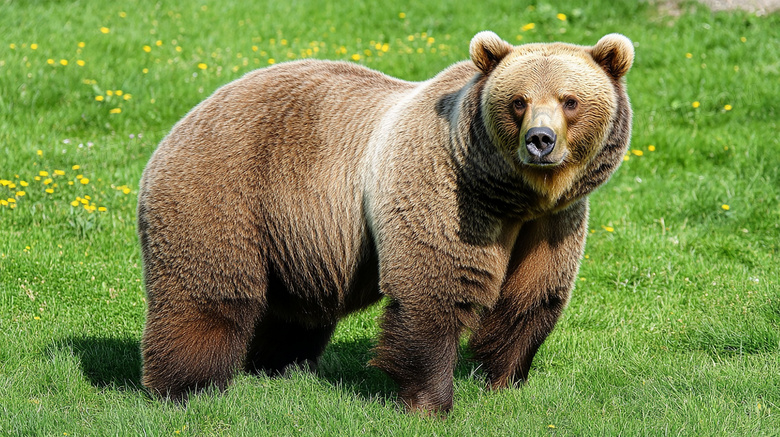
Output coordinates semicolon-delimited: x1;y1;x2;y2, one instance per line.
56;336;144;392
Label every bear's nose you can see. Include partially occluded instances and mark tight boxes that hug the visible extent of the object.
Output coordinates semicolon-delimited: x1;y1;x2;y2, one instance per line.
525;127;557;158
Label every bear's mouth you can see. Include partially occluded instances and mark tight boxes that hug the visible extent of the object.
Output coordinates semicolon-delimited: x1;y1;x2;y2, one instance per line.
518;149;568;168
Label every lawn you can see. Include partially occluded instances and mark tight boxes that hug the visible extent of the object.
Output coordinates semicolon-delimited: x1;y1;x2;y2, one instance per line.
1;0;778;435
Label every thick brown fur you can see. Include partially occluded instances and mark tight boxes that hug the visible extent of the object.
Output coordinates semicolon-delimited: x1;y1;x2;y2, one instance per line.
138;31;634;412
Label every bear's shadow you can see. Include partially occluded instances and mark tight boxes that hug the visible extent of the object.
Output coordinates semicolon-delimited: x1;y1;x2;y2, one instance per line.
60;335;483;405
58;335;144;391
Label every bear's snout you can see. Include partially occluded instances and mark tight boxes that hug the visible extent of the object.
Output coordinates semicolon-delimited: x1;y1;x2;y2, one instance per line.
525;127;557;159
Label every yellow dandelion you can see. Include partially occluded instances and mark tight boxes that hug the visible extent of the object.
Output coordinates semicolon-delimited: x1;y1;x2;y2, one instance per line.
100;27;110;34
602;226;615;232
692;101;700;108
7;183;15;189
724;104;732;111
623;155;630;161
427;37;435;44
407;35;415;41
0;179;9;186
722;204;730;210
142;68;149;74
34;316;40;320
351;54;361;61
557;13;567;21
156;40;163;46
198;63;208;70
70;200;79;207
98;206;107;212
521;23;535;31
648;145;656;152
37;150;43;156
45;188;54;194
631;149;644;156
72;165;80;170
16;191;25;197
78;42;85;48
119;11;127;18
79;198;88;205
43;178;52;185
7;198;15;203
175;46;182;52
0;200;7;206
84;195;91;200
95;95;104;102
122;187;131;195
123;94;132;100
47;59;55;65
54;170;65;176
39;171;49;177
9;43;16;49
109;108;121;114
740;36;747;43
115;90;123;96
30;43;38;50
20;181;28;187
76;60;85;67
80;178;90;184
548;425;556;429
106;90;114;96
686;53;693;59
399;12;406;19
143;45;152;53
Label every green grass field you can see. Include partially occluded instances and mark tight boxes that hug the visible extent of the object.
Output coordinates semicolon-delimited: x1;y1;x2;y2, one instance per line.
1;0;778;435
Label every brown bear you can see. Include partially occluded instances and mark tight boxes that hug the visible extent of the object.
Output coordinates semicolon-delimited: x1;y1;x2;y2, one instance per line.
137;30;634;413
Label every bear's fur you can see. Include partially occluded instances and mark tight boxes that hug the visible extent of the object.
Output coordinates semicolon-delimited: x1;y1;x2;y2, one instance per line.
138;31;634;412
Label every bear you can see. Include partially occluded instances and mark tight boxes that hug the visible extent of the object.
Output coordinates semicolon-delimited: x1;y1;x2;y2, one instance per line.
137;30;634;413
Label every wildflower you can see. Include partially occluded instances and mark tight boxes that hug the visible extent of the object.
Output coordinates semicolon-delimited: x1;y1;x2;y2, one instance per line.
109;108;121;114
70;200;79;207
8;182;15;189
521;23;535;31
43;178;52;185
0;180;9;186
548;425;556;429
20;181;28;187
80;178;90;184
39;171;49;177
631;149;643;156
602;226;614;232
37;150;43;156
142;68;149;74
123;94;132;101
98;207;107;212
9;43;16;49
54;170;65;176
72;165;80;170
100;27;110;34
198;63;208;70
77;59;86;67
156;40;163;47
722;204;730;210
16;191;25;197
78;42;85;48
351;54;361;61
399;12;406;19
557;13;567;21
45;188;54;194
143;45;152;53
106;90;114;96
692;101;700;108
115;90;123;96
685;53;693;59
47;59;55;65
268;58;275;65
740;36;747;43
0;200;7;206
30;43;38;50
119;11;127;18
724;104;732;111
648;145;656;152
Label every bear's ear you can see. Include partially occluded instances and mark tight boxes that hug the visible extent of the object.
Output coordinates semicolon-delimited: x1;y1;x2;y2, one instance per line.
470;31;513;75
590;33;634;80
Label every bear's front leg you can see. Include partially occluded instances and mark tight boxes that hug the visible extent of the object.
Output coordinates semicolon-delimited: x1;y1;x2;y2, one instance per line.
469;200;589;388
371;296;464;413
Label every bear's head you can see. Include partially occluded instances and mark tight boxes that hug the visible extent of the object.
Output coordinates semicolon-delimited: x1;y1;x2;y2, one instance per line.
470;31;634;203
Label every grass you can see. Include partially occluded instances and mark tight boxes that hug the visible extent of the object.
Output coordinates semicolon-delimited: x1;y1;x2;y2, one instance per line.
1;0;779;435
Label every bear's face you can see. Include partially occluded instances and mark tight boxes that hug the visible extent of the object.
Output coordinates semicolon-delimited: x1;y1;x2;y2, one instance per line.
470;32;634;201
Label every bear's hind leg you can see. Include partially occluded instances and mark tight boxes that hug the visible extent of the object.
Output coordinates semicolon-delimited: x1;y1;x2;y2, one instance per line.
244;314;337;376
142;299;263;402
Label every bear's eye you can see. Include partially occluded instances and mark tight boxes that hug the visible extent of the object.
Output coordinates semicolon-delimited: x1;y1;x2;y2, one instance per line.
563;98;578;111
513;98;527;112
